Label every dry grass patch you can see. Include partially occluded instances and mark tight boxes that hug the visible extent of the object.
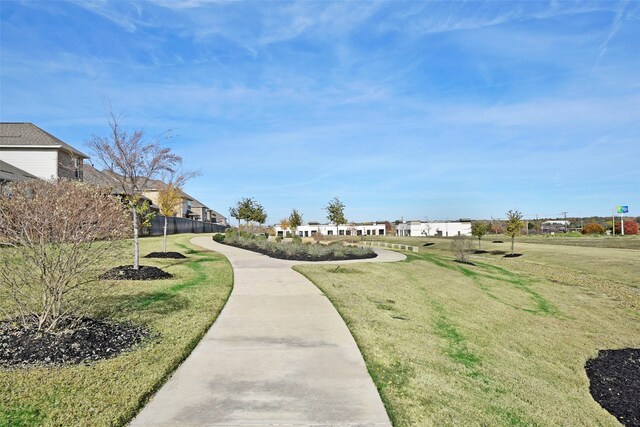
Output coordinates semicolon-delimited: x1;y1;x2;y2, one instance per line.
295;246;640;426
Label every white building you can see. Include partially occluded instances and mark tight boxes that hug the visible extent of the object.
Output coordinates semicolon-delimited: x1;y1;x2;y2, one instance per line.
275;223;388;237
396;220;472;237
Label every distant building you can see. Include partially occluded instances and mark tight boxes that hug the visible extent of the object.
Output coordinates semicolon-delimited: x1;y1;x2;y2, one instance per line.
274;222;388;237
541;220;570;233
395;220;472;237
0;122;87;181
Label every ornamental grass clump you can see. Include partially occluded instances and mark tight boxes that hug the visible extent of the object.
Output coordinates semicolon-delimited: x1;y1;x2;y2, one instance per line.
216;234;376;261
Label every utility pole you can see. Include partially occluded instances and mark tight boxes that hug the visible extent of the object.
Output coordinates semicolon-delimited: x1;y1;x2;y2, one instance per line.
560;211;568;233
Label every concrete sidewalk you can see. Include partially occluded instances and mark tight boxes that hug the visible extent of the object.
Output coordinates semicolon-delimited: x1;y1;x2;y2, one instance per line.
130;237;404;426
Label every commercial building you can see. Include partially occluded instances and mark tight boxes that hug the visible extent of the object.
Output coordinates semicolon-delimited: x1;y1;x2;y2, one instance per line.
395;220;472;237
275;222;389;237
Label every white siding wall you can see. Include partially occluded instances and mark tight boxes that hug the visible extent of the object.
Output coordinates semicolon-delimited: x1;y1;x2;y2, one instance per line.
0;148;58;179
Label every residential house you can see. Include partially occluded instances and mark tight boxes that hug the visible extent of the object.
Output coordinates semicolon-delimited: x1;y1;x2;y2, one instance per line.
0;122;87;181
0;160;38;185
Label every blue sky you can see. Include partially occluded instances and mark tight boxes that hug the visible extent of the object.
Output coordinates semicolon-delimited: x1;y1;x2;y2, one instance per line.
1;1;639;223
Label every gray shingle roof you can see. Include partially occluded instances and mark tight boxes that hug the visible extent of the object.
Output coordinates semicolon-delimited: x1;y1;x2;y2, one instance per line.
0;160;38;182
0;122;89;158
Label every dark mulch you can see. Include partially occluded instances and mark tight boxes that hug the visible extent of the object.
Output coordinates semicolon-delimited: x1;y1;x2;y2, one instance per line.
492;240;504;243
0;317;149;368
473;250;489;254
585;348;640;427
100;265;173;281
490;250;506;255
503;253;523;258
144;251;187;259
423;242;435;247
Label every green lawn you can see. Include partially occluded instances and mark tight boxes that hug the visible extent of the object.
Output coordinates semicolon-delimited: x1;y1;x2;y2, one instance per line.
295;237;640;426
0;234;232;427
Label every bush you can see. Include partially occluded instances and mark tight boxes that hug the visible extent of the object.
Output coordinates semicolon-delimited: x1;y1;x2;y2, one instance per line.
582;223;605;235
450;235;472;263
220;236;376;261
0;179;129;332
615;220;639;235
212;233;225;242
292;235;302;243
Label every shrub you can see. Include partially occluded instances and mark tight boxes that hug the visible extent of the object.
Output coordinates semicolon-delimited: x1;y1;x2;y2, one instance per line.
212;233;225;242
582;223;605;235
0;179;129;332
292;235;302;243
220;236;376;261
615;220;639;235
450;235;472;263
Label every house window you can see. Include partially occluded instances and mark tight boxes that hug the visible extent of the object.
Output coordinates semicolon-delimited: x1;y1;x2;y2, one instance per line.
346;230;351;236
367;230;371;235
328;230;333;235
339;230;344;235
379;229;384;235
311;230;317;236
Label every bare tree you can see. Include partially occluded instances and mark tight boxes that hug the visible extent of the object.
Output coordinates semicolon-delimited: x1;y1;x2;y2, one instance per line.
87;106;182;269
0;180;129;332
450;235;472;263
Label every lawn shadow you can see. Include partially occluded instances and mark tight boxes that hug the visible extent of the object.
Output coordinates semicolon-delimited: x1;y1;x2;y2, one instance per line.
95;291;190;317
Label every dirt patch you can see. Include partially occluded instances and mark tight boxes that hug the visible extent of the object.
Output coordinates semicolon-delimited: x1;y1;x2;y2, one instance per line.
100;265;173;281
503;253;523;258
585;348;640;427
0;317;149;368
144;252;187;259
473;250;489;254
423;243;435;247
490;250;506;255
492;240;504;243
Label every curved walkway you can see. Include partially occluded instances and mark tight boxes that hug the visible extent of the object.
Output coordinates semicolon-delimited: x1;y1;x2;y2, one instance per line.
130;237;404;426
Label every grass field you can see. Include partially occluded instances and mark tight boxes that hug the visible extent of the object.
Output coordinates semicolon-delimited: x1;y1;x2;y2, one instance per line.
0;234;233;427
295;236;640;426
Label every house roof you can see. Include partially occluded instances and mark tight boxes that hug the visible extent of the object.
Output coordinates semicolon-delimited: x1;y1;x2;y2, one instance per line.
0;122;89;158
83;164;121;188
0;160;38;182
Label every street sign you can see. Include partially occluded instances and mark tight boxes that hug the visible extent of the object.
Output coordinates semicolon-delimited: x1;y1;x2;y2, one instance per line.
616;206;629;214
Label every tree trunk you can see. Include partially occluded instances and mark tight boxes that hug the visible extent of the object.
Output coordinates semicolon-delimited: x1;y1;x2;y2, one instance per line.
511;236;515;255
163;215;168;253
133;206;140;270
478;236;482;250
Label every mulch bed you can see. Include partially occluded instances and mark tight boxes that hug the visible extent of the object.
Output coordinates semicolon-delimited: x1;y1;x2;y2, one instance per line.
423;243;435;247
473;250;489;254
503;253;523;258
492;240;504;243
100;265;173;280
144;252;187;259
222;241;378;262
585;348;640;427
0;317;149;368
